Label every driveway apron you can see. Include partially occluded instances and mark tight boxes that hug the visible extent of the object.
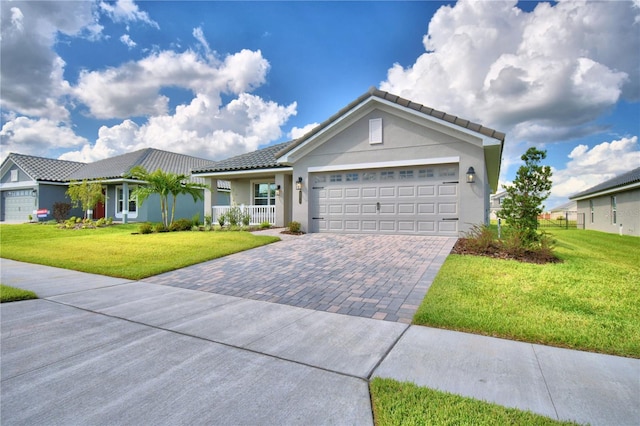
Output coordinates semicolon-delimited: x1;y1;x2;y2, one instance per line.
143;233;457;323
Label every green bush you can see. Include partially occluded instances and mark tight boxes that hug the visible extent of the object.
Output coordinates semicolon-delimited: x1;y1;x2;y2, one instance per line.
106;217;113;225
260;221;271;229
192;213;201;227
204;214;213;226
288;221;301;233
242;212;251;227
227;206;242;226
139;223;153;234
95;218;107;227
217;212;226;227
154;223;167;233
169;218;193;232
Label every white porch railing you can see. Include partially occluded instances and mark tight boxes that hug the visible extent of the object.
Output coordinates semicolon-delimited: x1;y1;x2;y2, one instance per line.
212;205;275;225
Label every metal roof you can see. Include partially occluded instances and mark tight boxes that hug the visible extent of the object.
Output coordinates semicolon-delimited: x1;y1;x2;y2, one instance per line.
570;167;640;199
192;141;294;174
2;153;85;182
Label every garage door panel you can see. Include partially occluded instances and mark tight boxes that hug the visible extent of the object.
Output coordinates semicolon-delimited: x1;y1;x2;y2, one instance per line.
379;187;395;197
344;204;360;214
328;189;344;199
438;185;457;196
418;185;435;196
362;204;377;214
418;203;435;214
398;186;415;197
362;188;377;198
312;165;459;236
345;188;360;198
398;204;415;214
379;221;396;231
438;203;457;214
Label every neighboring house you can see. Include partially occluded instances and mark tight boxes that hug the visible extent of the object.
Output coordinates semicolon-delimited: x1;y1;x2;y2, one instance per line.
194;88;505;236
0;149;230;223
0;154;85;222
546;200;577;221
570;167;640;237
489;190;508;220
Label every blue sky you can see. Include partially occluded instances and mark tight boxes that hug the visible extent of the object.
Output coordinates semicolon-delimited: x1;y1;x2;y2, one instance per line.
1;0;639;209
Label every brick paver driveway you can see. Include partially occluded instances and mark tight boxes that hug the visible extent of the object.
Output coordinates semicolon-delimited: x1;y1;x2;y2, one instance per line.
143;233;457;323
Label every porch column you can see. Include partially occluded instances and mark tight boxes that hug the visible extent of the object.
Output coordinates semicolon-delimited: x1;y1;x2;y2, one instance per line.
122;182;129;224
275;174;286;227
204;178;217;219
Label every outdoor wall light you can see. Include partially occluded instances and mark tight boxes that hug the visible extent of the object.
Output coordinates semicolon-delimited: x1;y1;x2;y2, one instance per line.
466;167;476;183
275;185;281;196
31;189;37;197
296;176;303;191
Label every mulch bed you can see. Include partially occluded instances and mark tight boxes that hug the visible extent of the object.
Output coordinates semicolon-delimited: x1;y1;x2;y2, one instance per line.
451;238;562;264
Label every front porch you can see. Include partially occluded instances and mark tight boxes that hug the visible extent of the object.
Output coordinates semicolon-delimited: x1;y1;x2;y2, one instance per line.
212;205;276;226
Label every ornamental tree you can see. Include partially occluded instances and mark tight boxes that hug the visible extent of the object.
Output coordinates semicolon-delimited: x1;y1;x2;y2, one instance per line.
497;147;552;245
66;180;105;219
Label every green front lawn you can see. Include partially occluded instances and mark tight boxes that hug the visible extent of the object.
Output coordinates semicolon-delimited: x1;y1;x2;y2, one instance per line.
370;378;578;425
414;229;640;358
0;224;280;280
0;284;38;303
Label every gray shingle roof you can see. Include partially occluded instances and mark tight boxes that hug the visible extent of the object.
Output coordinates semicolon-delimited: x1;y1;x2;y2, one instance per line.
3;153;85;182
276;87;506;158
570;167;640;199
70;148;216;180
192;141;294;174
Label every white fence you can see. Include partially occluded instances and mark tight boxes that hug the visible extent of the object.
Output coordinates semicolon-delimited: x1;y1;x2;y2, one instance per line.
212;205;275;225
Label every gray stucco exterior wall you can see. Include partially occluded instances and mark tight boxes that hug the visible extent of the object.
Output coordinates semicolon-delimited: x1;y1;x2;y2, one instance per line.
576;188;640;237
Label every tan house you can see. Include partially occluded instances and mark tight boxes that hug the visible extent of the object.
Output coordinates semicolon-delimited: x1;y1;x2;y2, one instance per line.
194;88;505;236
570;167;640;237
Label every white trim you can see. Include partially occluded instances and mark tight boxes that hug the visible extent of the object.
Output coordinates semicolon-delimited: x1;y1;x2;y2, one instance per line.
570;181;640;201
307;156;460;173
277;95;502;163
0;181;37;190
193;167;292;178
250;180;276;206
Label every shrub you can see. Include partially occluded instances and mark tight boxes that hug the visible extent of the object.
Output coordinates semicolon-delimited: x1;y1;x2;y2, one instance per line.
154;223;167;233
288;221;301;233
461;224;498;254
95;218;106;227
241;212;251;227
217;212;226;227
139;223;153;234
204;214;213;226
106;217;113;225
227;205;242;226
169;218;193;232
260;221;271;229
192;213;201;227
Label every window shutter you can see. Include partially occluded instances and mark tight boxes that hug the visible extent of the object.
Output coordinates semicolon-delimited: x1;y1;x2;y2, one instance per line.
369;118;382;144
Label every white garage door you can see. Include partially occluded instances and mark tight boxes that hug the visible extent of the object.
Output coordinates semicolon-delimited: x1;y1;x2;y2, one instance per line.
2;190;36;222
311;165;459;235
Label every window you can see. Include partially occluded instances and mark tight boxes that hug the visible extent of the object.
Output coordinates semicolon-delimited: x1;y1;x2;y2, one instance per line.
399;170;414;180
363;172;376;181
10;169;18;182
116;186;137;218
346;173;359;182
329;174;342;182
418;169;434;179
254;183;276;205
611;196;617;224
439;167;456;177
590;200;594;223
380;171;395;180
314;175;326;184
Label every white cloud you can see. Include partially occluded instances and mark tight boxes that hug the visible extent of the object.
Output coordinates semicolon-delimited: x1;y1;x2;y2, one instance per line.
73;48;270;119
99;0;159;28
192;27;211;54
289;123;319;139
0;116;89;162
0;1;100;121
551;136;640;200
60;93;297;162
380;0;640;184
120;34;137;49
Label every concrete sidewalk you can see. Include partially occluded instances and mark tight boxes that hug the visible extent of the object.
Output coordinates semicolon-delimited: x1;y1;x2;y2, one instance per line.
1;258;639;425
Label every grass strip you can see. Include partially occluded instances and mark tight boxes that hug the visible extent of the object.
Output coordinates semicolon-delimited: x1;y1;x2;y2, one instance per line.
414;229;640;358
0;224;280;280
1;284;38;303
370;378;580;426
